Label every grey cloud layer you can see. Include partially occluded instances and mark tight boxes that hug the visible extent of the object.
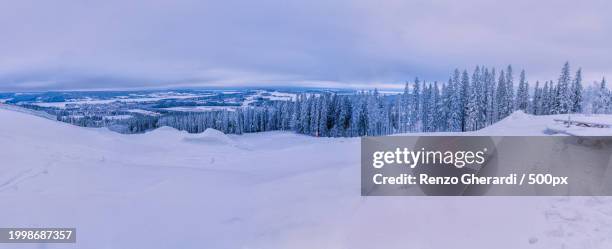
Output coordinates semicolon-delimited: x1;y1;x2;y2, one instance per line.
0;0;610;90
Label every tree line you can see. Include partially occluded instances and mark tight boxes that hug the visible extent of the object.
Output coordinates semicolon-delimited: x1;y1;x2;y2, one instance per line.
156;62;612;137
54;62;612;136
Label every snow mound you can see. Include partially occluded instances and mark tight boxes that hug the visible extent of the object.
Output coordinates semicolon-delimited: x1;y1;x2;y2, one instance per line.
152;126;182;133
477;111;551;136
183;128;235;145
505;110;530;120
144;126;186;138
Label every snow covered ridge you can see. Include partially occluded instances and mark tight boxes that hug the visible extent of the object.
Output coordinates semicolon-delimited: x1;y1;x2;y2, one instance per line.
0;103;56;120
1;107;612;248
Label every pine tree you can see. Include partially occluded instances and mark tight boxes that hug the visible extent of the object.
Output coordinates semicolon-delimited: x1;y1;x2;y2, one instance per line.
355;93;369;136
410;78;421;132
556;62;572;114
431;82;441;131
593;77;609;114
464;67;480;131
540;81;547;115
291;95;303;132
460;70;470;131
438;82;450;131
336;96;352;136
570;68;583;113
547;81;556;115
421;84;430;132
400;82;410;132
302;96;312;135
477;67;488;129
496;69;509;120
505;65;515;114
318;95;329;136
515;70;529;111
448;77;462;131
465;79;479;131
486;68;497;124
531;81;541;115
426;83;436;132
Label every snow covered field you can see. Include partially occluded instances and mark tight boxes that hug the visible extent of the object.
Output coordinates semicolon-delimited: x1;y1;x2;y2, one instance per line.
1;108;612;248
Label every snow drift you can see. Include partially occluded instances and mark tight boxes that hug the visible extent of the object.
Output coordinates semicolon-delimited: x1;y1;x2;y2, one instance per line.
183;128;236;146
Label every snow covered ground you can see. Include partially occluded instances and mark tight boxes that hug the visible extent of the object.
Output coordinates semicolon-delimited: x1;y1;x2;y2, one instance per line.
1;109;612;248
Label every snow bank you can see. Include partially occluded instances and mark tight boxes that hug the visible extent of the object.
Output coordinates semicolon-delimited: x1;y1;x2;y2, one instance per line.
477;111;612;136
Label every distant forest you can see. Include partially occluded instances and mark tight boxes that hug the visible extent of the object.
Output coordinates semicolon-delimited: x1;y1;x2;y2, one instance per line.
61;63;612;136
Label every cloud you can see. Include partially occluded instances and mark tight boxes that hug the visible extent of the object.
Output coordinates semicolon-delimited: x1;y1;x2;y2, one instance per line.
0;0;610;90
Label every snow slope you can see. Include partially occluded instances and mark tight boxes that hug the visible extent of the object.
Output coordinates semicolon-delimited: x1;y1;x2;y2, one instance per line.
479;111;612;136
1;109;612;249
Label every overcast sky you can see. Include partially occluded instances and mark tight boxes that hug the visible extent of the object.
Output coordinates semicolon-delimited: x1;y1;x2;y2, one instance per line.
0;0;610;91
